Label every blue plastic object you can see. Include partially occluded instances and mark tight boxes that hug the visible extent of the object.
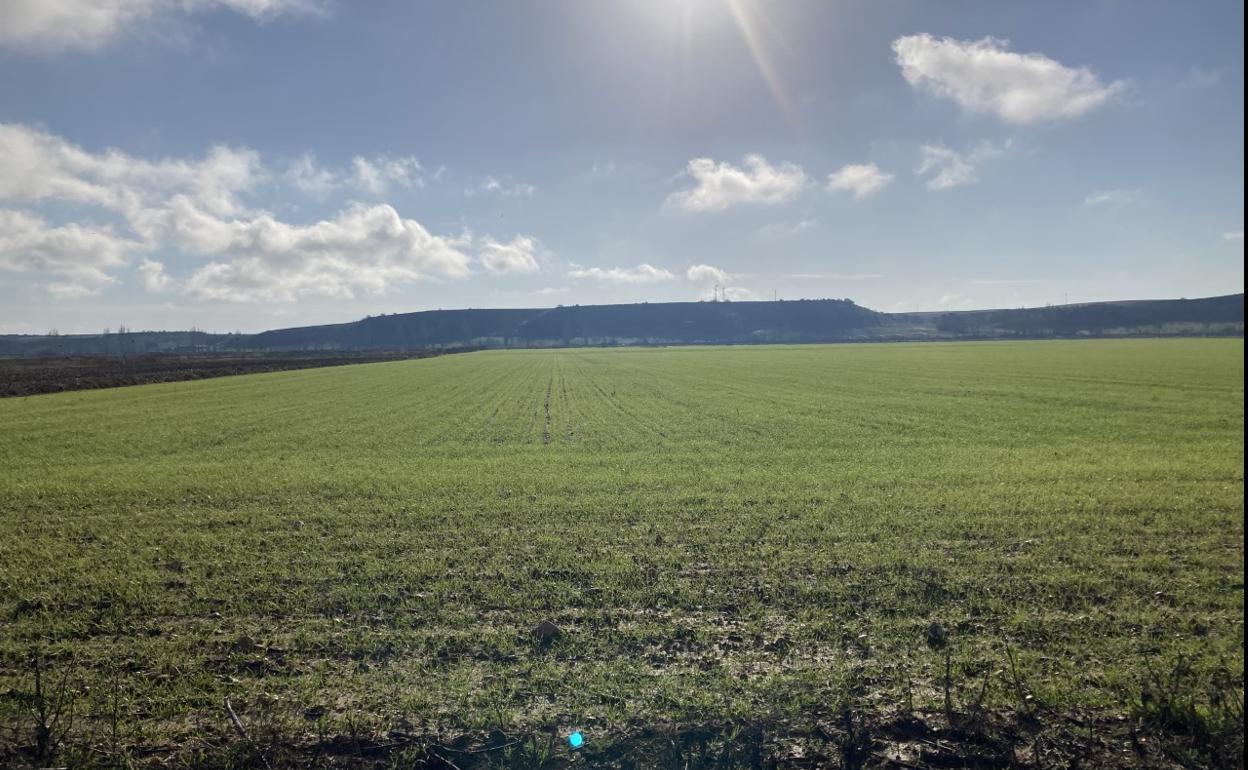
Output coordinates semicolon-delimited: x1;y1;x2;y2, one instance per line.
568;731;585;749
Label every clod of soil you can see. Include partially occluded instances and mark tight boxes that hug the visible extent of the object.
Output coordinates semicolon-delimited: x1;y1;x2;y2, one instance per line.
532;619;562;643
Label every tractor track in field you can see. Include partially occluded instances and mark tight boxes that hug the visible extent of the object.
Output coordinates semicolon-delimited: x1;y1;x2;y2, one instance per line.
542;367;553;445
557;354;577;444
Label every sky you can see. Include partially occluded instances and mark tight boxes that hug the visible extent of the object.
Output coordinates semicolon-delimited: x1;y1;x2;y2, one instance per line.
0;0;1243;334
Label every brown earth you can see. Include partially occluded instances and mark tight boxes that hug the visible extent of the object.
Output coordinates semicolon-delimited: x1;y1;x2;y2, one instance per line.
0;350;464;398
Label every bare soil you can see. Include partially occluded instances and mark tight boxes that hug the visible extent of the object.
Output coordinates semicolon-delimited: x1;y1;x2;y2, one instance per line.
0;351;460;398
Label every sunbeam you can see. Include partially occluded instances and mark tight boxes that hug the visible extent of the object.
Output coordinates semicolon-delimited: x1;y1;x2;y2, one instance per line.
726;0;798;125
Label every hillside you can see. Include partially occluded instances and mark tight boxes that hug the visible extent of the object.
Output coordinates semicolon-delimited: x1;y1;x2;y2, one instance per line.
899;293;1246;338
0;293;1241;357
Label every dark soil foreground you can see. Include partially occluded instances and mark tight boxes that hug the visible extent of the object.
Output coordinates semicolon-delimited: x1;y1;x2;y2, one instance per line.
0;351;462;397
4;705;1242;770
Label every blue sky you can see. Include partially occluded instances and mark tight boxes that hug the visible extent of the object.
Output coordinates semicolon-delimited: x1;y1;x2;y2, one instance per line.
0;0;1243;334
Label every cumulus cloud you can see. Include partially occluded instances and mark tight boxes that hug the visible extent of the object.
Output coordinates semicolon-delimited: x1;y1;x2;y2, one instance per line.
893;34;1125;124
0;209;136;293
686;264;733;284
916;141;1007;190
479;235;540;274
182;204;474;302
567;263;675;284
136;258;171;292
0;0;321;53
1224;231;1244;241
666;154;806;213
686;263;754;301
827;163;894;199
0;122;264;233
0;122;536;300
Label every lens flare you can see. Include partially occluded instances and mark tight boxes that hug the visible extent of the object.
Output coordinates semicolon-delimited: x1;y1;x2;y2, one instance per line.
726;0;797;125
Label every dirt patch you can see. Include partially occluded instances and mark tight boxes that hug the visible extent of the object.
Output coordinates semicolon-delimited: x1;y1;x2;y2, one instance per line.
0;350;462;397
8;707;1226;769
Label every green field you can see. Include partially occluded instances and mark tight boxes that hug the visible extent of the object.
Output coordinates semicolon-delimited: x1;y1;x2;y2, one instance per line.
1;339;1243;768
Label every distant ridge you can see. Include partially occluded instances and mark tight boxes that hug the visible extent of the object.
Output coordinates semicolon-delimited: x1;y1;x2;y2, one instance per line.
1;293;1242;357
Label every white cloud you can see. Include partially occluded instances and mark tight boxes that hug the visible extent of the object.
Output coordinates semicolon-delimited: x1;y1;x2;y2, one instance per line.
45;282;104;298
285;153;340;197
467;176;537;197
567;263;676;284
0;209;137;295
916;141;1007;190
686;264;733;284
686;263;755;301
351;155;421;196
0;0;321;53
0;122;536;302
666;154;806;213
0;122;264;231
182;204;474;302
479;235;540;274
182;202;474;302
285;153;423;197
827;163;894;199
137;258;171;292
1222;231;1243;241
893;34;1125;124
1084;188;1140;208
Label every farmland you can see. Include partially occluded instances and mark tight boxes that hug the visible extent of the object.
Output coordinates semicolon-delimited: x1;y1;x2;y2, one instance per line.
0;339;1242;768
0;351;456;398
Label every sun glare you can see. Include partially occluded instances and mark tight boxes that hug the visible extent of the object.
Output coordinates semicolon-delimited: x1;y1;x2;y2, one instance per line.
630;0;797;124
